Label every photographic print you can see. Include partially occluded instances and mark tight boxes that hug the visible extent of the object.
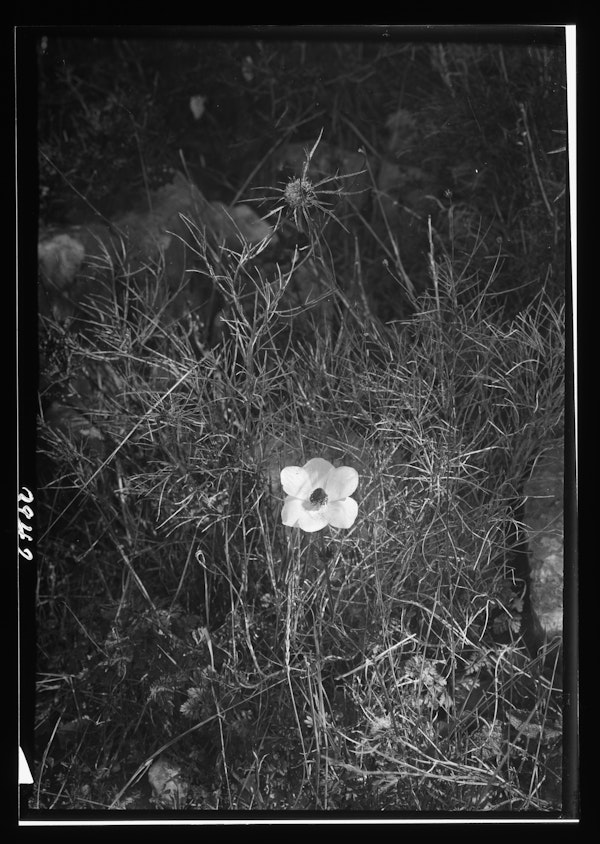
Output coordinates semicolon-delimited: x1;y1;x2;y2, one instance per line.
17;24;577;825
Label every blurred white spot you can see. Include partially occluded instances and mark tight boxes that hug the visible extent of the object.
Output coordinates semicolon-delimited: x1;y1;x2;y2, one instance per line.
242;56;254;82
189;95;207;121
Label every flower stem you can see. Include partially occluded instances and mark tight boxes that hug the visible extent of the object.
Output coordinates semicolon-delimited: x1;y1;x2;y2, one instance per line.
319;533;336;613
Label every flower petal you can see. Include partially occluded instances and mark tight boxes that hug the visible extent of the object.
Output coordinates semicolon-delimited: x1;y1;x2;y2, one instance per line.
296;505;329;533
326;497;358;529
302;457;335;490
325;466;359;501
281;496;306;527
280;466;311;499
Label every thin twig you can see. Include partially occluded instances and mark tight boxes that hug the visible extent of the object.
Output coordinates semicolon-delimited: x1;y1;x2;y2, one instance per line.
519;102;554;222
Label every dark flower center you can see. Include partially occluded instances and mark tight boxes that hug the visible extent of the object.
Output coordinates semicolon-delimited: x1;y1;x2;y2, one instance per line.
309;487;328;506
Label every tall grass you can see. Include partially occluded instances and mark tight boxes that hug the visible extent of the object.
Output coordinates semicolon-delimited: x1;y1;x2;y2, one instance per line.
35;178;564;811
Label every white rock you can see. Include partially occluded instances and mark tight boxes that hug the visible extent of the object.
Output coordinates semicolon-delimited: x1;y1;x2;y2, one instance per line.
38;233;86;290
148;756;189;807
523;445;564;641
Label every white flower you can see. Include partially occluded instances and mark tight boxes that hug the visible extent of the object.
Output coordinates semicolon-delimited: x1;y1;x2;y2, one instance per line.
280;457;359;533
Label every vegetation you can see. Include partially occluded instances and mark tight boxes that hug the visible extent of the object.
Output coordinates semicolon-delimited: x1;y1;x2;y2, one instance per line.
30;31;567;813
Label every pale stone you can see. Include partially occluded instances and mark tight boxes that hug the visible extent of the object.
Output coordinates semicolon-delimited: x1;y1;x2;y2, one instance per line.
148;756;189;807
38;233;86;290
523;445;564;640
38;172;278;322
